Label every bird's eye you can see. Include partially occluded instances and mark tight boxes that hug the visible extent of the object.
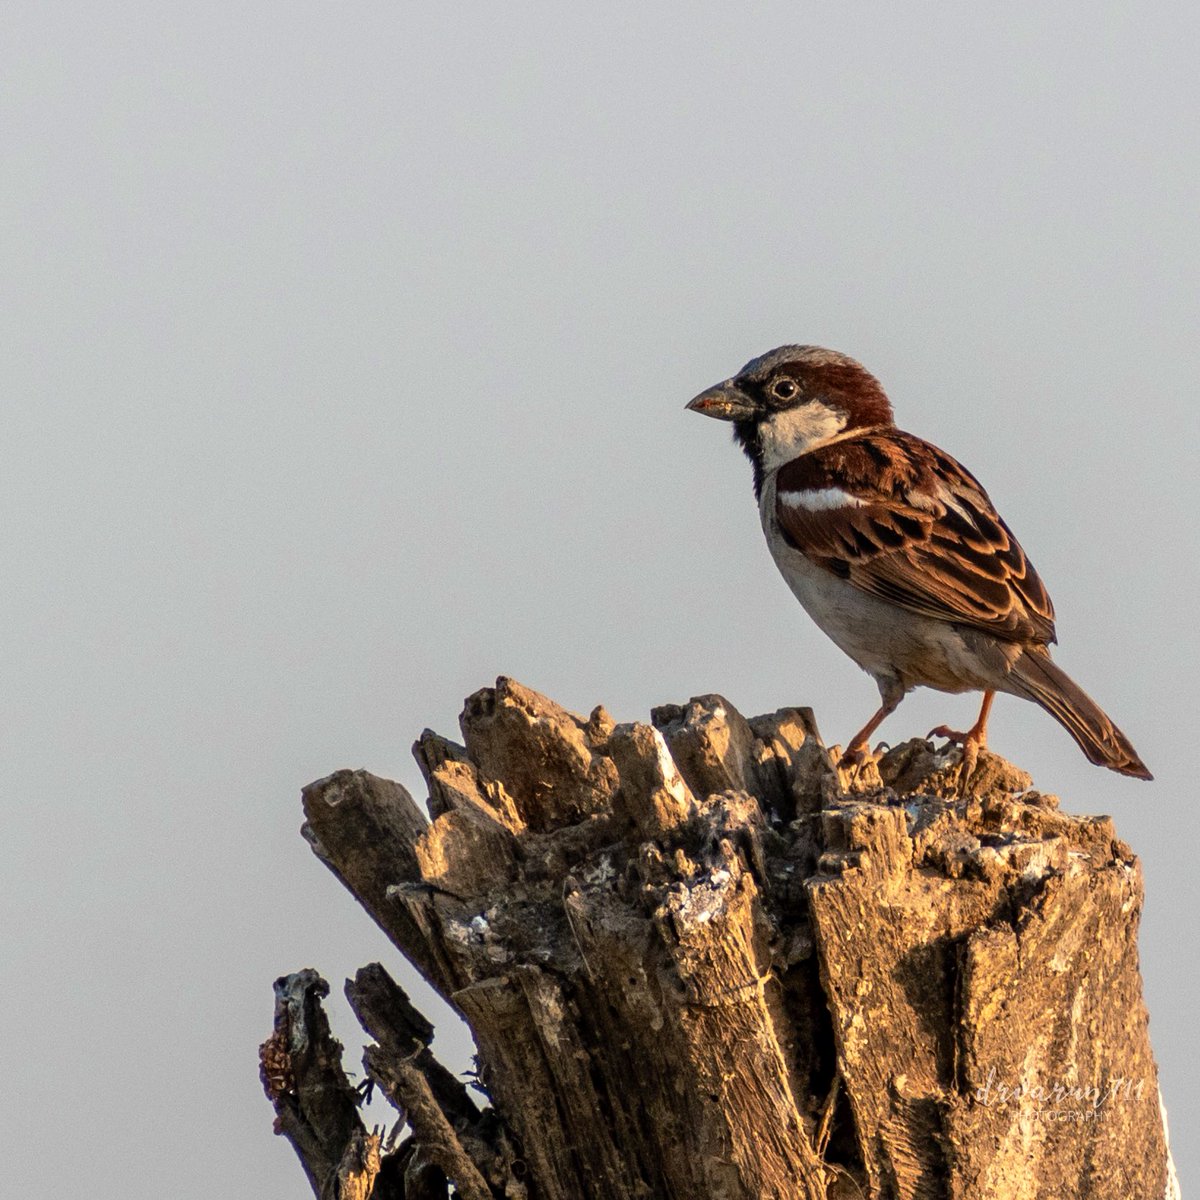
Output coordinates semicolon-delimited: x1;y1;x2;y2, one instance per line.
770;378;799;401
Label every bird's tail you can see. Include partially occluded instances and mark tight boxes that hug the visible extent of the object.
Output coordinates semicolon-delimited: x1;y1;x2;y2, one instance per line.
1009;647;1152;780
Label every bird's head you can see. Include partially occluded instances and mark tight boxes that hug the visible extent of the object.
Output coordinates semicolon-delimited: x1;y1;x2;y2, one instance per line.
687;345;894;495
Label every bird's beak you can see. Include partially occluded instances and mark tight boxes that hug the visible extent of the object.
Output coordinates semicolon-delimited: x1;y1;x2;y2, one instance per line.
685;379;757;422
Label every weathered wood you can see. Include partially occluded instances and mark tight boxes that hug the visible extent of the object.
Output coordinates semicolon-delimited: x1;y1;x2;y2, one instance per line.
363;1048;493;1200
259;969;395;1200
301;771;446;991
345;964;479;1132
458;677;618;831
268;678;1176;1200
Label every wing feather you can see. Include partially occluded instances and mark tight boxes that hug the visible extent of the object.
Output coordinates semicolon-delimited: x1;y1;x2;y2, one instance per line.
775;430;1057;645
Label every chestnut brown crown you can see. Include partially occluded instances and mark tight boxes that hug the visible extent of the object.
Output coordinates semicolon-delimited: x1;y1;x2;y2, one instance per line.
687;345;896;493
730;345;894;428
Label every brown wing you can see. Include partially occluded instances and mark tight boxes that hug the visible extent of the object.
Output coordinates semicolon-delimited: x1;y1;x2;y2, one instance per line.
774;430;1057;645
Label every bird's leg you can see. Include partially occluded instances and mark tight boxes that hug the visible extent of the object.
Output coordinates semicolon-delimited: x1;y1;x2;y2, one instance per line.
928;690;995;783
842;680;904;768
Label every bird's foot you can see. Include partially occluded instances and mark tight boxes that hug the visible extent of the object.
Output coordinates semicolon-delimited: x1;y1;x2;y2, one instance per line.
833;742;886;793
839;742;880;770
926;725;985;795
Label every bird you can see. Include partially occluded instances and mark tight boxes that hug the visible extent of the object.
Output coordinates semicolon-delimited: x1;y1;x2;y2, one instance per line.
687;344;1151;782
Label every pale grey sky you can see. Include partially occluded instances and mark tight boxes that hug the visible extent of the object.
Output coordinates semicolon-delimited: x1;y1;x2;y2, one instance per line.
3;4;1196;1194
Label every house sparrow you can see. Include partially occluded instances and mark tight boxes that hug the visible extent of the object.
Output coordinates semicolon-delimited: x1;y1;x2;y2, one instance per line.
687;345;1151;781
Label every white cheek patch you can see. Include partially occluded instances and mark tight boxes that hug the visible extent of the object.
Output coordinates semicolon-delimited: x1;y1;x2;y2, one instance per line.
757;402;848;473
779;487;867;512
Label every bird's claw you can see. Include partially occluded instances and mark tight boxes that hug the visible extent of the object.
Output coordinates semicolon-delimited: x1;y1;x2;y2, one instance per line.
927;724;969;744
926;726;984;795
839;743;879;770
834;743;887;792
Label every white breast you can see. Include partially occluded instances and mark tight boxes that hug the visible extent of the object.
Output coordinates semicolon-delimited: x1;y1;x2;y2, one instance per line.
757;473;1002;694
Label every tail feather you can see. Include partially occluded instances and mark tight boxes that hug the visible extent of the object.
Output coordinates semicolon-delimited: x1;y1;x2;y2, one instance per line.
1009;648;1153;780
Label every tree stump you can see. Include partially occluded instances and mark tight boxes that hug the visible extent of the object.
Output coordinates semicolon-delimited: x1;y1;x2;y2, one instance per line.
261;677;1178;1200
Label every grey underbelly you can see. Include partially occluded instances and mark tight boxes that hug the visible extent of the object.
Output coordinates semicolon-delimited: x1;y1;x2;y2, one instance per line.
766;537;1017;694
